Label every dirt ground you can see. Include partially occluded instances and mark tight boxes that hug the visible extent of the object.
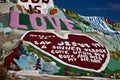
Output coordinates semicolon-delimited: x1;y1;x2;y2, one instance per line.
0;32;20;47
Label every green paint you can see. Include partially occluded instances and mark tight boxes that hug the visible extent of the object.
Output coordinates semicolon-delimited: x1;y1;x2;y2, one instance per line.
0;23;3;28
107;57;120;71
19;13;33;30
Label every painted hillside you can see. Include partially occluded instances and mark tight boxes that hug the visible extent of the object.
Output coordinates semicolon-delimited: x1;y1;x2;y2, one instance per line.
0;1;120;80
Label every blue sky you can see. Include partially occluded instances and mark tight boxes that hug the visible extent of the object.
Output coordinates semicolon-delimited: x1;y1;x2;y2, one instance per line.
54;0;120;22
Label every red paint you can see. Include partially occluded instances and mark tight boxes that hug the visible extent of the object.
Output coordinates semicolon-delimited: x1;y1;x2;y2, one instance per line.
20;0;49;3
21;31;110;72
50;8;58;15
104;18;114;26
4;41;23;68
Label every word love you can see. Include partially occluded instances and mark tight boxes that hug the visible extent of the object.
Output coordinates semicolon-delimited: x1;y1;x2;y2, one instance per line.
21;31;110;72
10;10;81;33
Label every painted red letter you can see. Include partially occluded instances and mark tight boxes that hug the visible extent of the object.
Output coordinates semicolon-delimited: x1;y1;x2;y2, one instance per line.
32;0;39;3
20;0;28;2
42;0;49;3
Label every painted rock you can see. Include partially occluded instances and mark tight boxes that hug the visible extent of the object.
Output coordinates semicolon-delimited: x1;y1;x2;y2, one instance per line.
21;31;110;72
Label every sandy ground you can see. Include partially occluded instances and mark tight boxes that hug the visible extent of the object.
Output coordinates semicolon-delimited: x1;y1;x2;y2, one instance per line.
0;3;13;14
10;70;108;80
0;32;20;47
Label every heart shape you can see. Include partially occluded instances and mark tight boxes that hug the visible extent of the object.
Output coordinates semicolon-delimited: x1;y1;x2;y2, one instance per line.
21;31;110;72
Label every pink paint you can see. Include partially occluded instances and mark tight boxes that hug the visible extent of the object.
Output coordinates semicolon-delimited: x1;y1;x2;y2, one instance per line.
10;10;81;33
30;14;46;30
47;15;61;31
62;19;81;33
10;10;28;29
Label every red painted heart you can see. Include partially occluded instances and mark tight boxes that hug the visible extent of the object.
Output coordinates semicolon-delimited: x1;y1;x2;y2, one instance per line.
21;31;110;72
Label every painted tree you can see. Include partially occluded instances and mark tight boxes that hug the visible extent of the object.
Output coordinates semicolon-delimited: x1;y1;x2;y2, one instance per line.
34;58;41;70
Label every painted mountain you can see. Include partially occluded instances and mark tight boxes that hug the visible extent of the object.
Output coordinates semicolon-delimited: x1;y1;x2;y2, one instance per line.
0;1;120;80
